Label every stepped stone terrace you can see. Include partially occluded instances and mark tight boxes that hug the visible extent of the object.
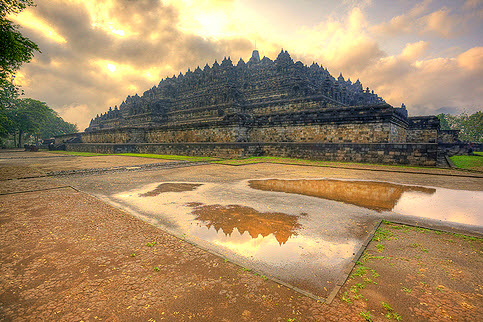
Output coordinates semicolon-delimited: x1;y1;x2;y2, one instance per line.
62;50;461;166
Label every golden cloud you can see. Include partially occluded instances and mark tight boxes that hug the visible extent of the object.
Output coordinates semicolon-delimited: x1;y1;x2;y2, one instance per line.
457;47;483;71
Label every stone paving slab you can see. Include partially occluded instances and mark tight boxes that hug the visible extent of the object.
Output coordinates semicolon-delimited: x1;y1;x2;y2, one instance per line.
0;187;351;321
1;154;482;320
0;152;173;175
0;177;69;195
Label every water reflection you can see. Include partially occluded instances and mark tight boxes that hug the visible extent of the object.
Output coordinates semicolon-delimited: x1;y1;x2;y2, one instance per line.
139;183;202;197
249;179;436;211
110;178;482;301
189;203;305;245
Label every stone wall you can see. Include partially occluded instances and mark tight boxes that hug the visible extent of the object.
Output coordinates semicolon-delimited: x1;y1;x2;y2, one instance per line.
81;128;146;143
145;126;241;143
407;116;439;143
67;142;438;166
81;104;411;145
82;122;409;145
248;123;393;143
54;133;82;145
438;130;459;143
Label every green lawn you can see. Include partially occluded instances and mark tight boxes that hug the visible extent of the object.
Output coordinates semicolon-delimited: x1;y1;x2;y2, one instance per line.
48;151;219;161
114;153;220;162
48;151;110;156
450;154;483;170
49;151;480;171
214;156;432;170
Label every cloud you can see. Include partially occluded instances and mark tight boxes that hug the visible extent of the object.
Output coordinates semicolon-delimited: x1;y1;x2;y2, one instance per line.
463;0;483;10
358;45;483;116
15;0;254;130
371;1;463;38
291;8;384;74
57;104;92;130
11;0;482;131
401;41;428;61
423;7;458;37
370;0;432;36
457;46;483;71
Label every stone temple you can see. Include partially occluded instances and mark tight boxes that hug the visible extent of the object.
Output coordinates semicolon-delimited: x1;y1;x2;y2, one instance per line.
62;50;462;166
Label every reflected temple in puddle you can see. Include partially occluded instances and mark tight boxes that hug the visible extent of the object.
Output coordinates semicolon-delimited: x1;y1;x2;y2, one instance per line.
139;183;203;197
249;179;436;211
188;203;306;245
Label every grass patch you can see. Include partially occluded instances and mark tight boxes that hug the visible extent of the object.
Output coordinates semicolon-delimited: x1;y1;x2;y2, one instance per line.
450;155;483;169
359;311;372;321
115;153;219;162
453;233;482;242
214;156;434;170
341;291;352;304
372;228;394;242
48;151;109;156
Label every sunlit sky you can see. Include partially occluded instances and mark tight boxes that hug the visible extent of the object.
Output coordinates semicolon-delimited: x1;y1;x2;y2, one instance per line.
11;0;483;130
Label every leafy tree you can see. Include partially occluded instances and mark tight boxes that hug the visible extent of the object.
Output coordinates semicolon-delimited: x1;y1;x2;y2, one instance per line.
1;98;77;147
38;106;78;138
437;112;483;143
436;114;450;130
0;0;40;108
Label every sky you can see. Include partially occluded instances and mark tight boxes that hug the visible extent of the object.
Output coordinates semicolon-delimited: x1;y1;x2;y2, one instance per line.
10;0;483;131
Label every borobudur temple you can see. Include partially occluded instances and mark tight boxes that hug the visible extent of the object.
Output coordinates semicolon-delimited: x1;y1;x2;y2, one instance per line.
59;50;464;166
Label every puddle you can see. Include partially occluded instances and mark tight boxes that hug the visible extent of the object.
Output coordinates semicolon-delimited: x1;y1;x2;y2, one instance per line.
110;178;483;301
190;203;305;245
249;179;436;211
139;183;203;197
249;179;483;227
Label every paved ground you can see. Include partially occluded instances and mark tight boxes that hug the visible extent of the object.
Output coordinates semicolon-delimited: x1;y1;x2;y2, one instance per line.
0;150;482;321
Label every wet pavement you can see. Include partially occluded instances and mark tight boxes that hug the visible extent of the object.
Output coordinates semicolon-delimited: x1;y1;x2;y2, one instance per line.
55;163;483;301
2;151;483;320
108;180;379;300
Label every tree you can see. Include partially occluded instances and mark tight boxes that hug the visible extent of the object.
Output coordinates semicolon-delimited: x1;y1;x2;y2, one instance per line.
1;98;78;147
437;114;450;130
0;0;39;108
437;112;483;143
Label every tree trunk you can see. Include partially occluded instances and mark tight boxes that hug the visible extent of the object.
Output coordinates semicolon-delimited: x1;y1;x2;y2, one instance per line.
18;130;23;148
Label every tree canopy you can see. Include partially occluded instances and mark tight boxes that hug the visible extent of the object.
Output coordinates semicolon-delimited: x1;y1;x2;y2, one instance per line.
0;98;78;147
0;0;39;108
437;112;483;143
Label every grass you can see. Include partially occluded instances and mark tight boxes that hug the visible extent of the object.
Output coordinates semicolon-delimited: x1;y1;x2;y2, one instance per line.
372;228;394;242
214;156;434;170
341;291;352;304
359;311;372;321
381;302;393;311
450;154;483;169
401;287;412;293
115;153;220;162
48;151;219;161
48;151;110;156
50;151;477;172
